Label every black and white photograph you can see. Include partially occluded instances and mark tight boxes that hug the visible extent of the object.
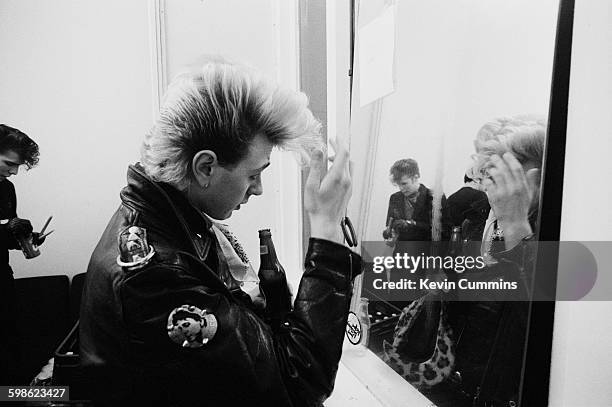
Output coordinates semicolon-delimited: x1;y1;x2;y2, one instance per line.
0;0;611;406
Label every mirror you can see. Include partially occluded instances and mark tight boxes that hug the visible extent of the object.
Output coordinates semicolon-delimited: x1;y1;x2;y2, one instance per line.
348;1;560;406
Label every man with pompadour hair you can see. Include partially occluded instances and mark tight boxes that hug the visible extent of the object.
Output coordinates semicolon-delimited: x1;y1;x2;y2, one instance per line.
383;158;450;242
0;124;45;384
80;58;361;406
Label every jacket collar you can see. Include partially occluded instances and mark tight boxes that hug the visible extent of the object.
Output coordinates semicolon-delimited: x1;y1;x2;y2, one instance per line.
415;183;429;205
120;164;214;259
395;183;429;204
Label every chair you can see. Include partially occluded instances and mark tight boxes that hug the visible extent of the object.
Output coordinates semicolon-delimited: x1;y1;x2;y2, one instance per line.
69;272;86;324
14;275;70;384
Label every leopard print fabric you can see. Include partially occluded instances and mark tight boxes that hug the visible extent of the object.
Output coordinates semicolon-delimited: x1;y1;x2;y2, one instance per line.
382;299;456;388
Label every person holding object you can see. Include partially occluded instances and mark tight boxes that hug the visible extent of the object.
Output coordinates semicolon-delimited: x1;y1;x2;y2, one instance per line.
382;158;450;244
79;57;361;407
0;124;45;384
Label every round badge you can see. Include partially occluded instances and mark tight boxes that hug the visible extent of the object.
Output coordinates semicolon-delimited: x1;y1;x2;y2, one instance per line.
345;312;362;345
167;304;218;348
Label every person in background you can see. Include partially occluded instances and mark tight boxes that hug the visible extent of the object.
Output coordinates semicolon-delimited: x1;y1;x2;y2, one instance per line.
383;116;545;407
378;158;451;361
448;115;545;407
446;174;490;242
472;115;544;263
0;124;44;384
382;158;449;243
79;58;361;407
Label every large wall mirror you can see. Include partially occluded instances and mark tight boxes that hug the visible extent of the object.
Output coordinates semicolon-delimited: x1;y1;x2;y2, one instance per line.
345;0;571;406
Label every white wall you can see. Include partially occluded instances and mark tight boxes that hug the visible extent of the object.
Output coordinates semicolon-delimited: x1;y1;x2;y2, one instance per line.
549;1;612;406
161;0;303;287
0;0;153;278
0;0;303;284
346;0;558;241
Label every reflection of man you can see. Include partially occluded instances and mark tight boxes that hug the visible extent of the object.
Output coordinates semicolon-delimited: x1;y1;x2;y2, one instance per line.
382;159;447;242
80;58;361;406
0;124;42;384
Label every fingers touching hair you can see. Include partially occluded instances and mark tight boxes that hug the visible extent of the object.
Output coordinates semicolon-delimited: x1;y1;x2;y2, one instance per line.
469;114;546;181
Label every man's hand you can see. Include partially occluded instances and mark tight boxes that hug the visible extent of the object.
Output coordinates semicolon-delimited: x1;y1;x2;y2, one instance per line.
32;232;46;246
304;137;353;245
393;219;415;231
384;233;397;247
482;153;539;250
7;217;33;237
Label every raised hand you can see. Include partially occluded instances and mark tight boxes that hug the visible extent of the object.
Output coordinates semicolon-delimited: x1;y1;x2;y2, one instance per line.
482;153;540;249
304;137;353;244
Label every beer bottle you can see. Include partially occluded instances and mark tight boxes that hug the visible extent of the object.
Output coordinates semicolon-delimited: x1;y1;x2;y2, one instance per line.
449;226;463;257
258;229;292;327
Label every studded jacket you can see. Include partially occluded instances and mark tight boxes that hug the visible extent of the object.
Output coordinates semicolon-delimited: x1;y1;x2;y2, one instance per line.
79;165;362;407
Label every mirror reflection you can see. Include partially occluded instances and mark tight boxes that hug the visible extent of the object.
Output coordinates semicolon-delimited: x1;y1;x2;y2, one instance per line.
352;1;559;406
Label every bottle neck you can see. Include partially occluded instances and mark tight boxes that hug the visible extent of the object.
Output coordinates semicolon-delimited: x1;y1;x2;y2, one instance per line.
259;235;278;267
451;227;462;241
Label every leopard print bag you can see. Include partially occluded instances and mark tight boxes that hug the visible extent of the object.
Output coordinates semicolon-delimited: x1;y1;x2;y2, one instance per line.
382;295;456;388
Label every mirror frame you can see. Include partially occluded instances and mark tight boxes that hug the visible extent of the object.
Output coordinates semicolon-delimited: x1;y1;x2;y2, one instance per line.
521;0;574;405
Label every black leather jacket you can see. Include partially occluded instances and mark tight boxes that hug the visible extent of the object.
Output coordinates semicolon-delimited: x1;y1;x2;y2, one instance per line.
385;185;451;242
79;165;362;407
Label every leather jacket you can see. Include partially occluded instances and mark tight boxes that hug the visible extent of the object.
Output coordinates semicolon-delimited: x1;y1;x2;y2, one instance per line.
79;165;362;407
385;185;451;242
446;217;538;407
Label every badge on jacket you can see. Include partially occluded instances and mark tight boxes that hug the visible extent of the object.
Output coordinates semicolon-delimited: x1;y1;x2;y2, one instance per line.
167;304;218;348
116;225;156;270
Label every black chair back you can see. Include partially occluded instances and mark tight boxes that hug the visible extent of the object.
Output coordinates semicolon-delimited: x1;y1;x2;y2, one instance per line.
14;275;70;383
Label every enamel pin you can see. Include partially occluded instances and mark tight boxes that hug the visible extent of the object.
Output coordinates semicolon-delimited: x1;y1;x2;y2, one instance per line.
116;225;156;270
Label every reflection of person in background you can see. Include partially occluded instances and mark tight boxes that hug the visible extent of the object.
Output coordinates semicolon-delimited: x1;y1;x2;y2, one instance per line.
382;158;445;242
446;174;490;242
0;124;42;384
448;115;545;407
79;58;361;406
473;116;543;263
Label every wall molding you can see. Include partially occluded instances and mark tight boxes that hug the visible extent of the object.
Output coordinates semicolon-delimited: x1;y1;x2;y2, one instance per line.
273;0;303;288
148;0;167;118
298;0;327;256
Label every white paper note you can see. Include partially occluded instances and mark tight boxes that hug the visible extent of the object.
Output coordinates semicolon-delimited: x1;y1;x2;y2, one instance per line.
358;5;396;107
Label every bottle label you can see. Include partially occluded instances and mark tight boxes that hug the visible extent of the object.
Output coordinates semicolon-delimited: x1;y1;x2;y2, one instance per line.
259;245;269;255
